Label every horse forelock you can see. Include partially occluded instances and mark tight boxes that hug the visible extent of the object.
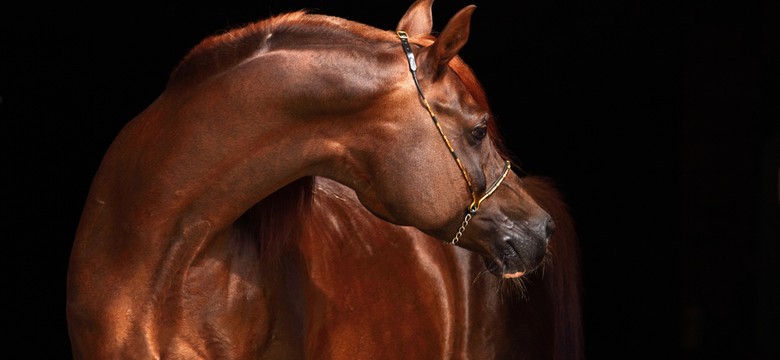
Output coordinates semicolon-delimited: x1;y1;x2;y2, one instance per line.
167;10;390;88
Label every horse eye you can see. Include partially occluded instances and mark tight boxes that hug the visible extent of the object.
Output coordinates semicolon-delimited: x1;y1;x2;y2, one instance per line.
471;125;488;140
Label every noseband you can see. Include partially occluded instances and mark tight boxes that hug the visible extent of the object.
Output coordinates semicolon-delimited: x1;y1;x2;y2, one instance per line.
397;31;511;244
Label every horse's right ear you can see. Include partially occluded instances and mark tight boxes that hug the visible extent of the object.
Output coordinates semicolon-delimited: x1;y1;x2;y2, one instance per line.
396;0;434;37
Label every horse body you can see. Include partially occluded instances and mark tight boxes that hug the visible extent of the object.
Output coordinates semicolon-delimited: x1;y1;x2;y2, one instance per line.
67;1;580;358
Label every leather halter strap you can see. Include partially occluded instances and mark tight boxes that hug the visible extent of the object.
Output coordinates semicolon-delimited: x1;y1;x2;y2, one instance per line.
397;31;511;244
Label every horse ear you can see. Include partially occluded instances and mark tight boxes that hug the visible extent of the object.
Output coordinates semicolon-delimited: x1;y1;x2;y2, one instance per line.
419;5;476;80
396;0;434;37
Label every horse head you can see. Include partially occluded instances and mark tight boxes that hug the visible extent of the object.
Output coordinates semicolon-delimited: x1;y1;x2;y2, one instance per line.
326;0;554;279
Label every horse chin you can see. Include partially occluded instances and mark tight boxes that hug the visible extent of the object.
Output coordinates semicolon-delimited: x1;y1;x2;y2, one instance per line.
482;257;526;278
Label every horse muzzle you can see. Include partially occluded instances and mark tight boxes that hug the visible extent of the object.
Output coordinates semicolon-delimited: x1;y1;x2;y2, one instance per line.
476;213;555;278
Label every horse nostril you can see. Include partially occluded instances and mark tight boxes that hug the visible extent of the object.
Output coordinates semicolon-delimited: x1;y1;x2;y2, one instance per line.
544;216;556;239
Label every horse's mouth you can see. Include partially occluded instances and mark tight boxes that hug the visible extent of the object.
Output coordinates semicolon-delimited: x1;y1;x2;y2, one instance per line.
481;238;544;279
500;269;525;279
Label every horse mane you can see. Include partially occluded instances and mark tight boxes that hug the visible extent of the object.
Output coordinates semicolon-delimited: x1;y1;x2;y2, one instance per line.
167;10;388;89
232;177;314;272
522;176;584;360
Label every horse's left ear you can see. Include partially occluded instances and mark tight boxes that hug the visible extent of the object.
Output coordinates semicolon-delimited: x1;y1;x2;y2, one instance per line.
396;0;434;37
419;5;476;80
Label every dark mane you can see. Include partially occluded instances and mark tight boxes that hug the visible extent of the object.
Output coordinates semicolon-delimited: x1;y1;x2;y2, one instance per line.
232;177;314;272
167;10;389;88
522;176;584;360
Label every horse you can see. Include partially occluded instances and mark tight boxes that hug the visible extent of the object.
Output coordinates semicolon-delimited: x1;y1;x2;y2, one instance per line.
66;0;582;358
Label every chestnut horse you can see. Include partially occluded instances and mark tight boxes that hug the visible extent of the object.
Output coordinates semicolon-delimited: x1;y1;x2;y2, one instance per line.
67;0;582;358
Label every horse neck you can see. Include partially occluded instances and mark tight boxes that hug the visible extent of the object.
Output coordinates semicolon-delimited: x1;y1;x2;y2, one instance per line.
96;38;404;233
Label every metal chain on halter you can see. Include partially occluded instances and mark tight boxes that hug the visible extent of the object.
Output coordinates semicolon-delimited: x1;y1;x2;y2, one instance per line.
451;160;509;244
451;212;473;244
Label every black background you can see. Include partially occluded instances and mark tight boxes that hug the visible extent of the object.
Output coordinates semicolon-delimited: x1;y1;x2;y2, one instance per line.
2;0;778;359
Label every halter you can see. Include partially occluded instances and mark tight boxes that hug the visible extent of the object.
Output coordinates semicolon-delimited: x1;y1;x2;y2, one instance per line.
397;31;511;244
